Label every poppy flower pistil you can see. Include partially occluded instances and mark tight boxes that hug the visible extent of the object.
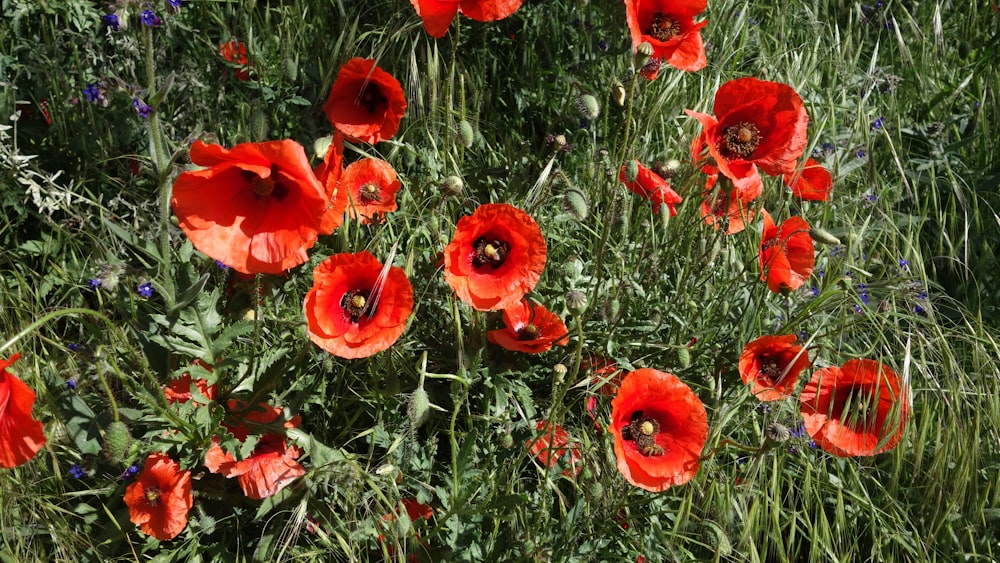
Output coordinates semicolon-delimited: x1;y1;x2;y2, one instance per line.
473;237;510;269
342;290;374;322
359;84;387;113
621;411;666;457
358;182;381;203
758;357;784;384
721;122;762;159
144;486;162;506
518;323;540;341
647;12;681;41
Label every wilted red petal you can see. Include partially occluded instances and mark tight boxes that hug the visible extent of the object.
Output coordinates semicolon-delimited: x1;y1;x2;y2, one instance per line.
527;420;583;478
784;158;833;201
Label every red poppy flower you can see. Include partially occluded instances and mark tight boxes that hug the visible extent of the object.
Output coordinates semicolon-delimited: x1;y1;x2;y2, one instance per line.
609;368;708;492
619;160;683;216
486;299;568;354
205;401;305;500
323;58;406;144
164;374;217;405
784;158;833;201
123;453;193;540
313;133;350;235
526;420;583;478
586;355;627;396
444;203;547;311
219;39;251;81
410;0;525;38
758;210;814;293
686;77;809;195
171;139;328;274
738;334;810;401
0;354;46;469
625;0;709;72
699;170;755;235
800;359;909;457
342;158;402;224
638;57;663;81
304;251;414;359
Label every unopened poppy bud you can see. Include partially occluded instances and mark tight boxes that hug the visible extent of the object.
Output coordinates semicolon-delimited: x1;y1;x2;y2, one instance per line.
562;188;589;220
576;94;600;120
624;160;639;183
706;238;722;265
553;363;568;385
500;433;514;448
634;41;654;69
282;57;298;82
103;421;131;464
457;119;475;148
611;81;626;107
809;227;841;246
250;107;269;141
565;290;588;316
552;134;568;151
441;175;464;196
676;346;691;369
765;422;791;444
408;385;431;429
958;41;972;60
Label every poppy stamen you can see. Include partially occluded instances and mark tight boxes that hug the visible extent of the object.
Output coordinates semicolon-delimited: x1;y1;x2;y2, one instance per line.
646;12;681;41
244;165;290;201
358;83;387;114
721;122;762;159
342;290;374;322
518;324;540;341
144;487;161;507
472;237;510;269
622;410;666;457
759;357;784;385
358;182;381;204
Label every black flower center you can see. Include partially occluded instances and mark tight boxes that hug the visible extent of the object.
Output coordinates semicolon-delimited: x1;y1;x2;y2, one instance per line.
144;486;161;507
342;289;374;322
358;84;387;114
721;122;762;160
646;12;681;42
359;182;381;204
620;410;665;457
758;356;784;385
839;386;876;429
517;324;540;341
472;237;510;269
243;165;290;201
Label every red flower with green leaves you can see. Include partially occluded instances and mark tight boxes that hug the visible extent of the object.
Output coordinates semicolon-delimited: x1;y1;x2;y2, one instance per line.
410;0;525;38
610;368;708;492
123;453;193;540
800;359;909;457
625;0;709;72
487;299;569;354
758;210;814;293
323;58;406;144
738;334;810;401
0;354;46;469
342;158;402;224
619;160;683;216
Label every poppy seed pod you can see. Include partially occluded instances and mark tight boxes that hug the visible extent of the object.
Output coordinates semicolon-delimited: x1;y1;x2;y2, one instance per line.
565;290;588;316
809;226;841;246
576;94;600;119
634;41;654;69
441;175;464;196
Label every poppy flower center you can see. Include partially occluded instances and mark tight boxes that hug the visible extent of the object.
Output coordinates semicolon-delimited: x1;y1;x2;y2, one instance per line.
839;386;877;429
243;166;290;201
144;486;162;507
359;182;381;204
646;12;681;41
342;289;373;322
472;237;510;269
358;84;387;114
620;410;665;457
721;122;762;160
758;357;784;385
518;323;540;341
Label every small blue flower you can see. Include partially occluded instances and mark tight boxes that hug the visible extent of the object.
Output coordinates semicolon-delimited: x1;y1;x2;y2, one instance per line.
83;84;100;103
69;464;87;479
914;305;927;316
810;285;820;297
141;10;161;27
899;258;910;271
138;282;154;298
132;98;153;119
798;329;808;341
918;291;928;300
121;463;140;481
89;278;101;288
65;379;77;390
860;293;870;306
854;304;863;314
169;0;183;6
67;342;79;352
598;39;608;51
872;116;886;130
817;268;825;278
579;119;588;129
101;14;120;31
856;149;866;159
831;245;843;257
216;260;230;269
790;424;806;438
865;193;878;203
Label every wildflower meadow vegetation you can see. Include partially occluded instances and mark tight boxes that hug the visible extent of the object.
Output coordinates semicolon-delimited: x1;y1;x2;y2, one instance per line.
2;0;1000;560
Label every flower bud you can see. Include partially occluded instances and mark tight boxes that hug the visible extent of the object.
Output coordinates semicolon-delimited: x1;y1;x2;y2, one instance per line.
634;41;654;69
250;107;269;142
457;119;475;148
103;421;131;464
676;346;691;369
565;290;588;316
576;94;600;120
282;57;298;82
624;160;639;183
441;175;464;197
408;385;431;429
809;227;841;246
562;188;589;220
611;81;626;107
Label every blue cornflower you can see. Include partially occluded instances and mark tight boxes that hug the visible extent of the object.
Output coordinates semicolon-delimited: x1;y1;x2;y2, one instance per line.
101;14;119;31
121;463;140;481
810;285;820;297
899;258;910;271
169;0;183;6
69;464;87;478
132;98;153;118
65;379;77;390
872;116;886;130
83;84;100;103
138;282;154;298
141;10;161;27
918;291;928;300
67;342;79;352
914;305;927;316
89;278;101;288
856;149;866;159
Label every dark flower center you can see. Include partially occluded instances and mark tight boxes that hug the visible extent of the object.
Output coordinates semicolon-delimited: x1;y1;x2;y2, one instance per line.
620;410;665;456
517;324;540;341
721;122;762;160
358;84;387;114
144;486;162;507
758;356;784;385
839;386;877;429
472;237;510;269
342;289;374;323
243;165;290;201
646;12;681;42
359;182;381;204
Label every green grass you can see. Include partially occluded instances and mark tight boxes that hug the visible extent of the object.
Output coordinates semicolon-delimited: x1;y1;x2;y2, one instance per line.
2;0;999;561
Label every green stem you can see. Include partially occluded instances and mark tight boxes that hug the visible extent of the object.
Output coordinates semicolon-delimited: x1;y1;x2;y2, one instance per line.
93;346;121;423
144;25;175;308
